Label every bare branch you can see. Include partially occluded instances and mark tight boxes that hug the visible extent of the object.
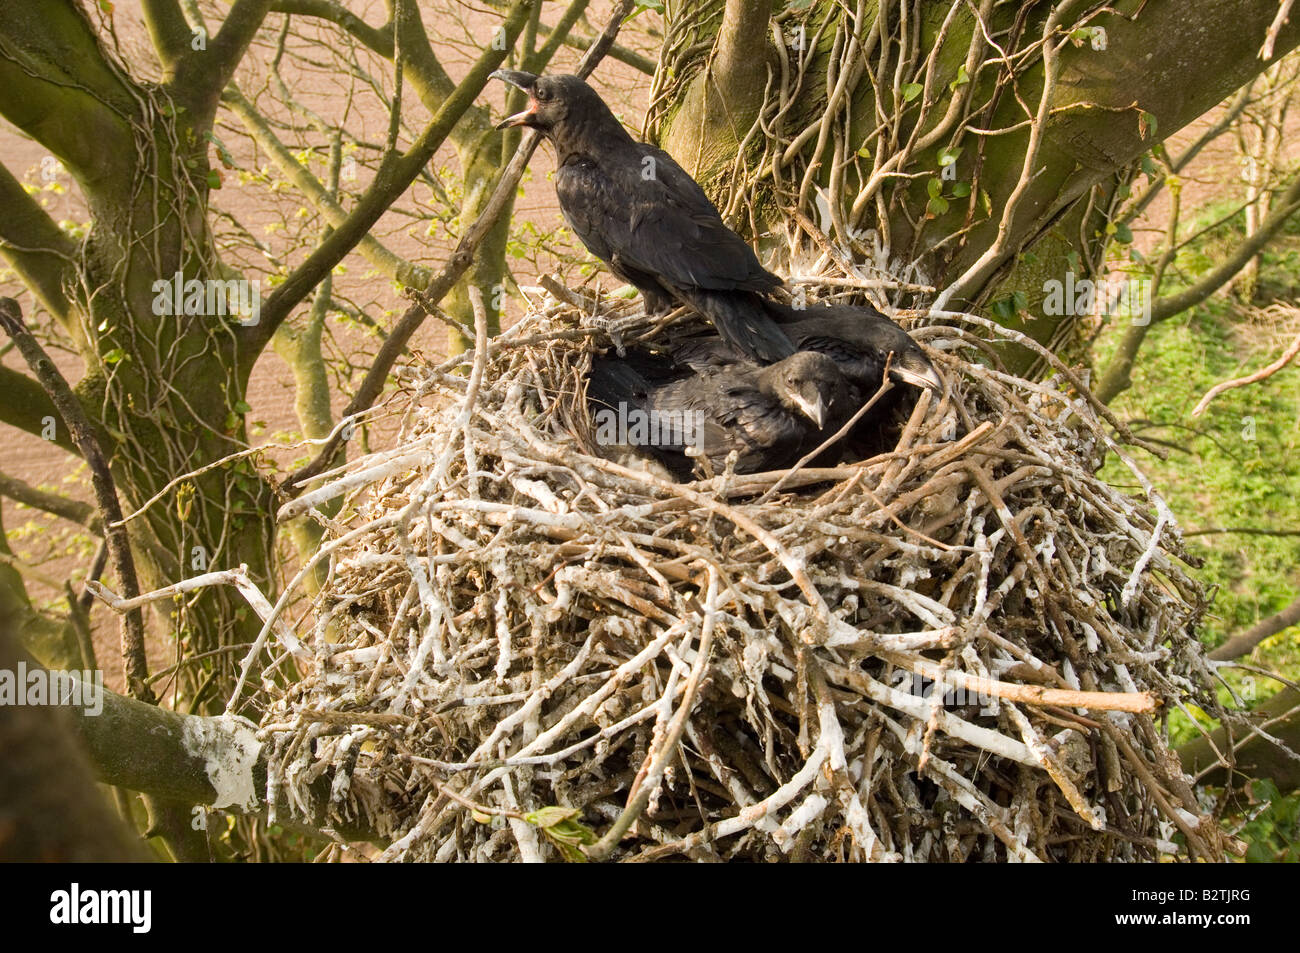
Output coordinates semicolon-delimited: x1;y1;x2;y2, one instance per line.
0;299;152;703
1210;594;1300;661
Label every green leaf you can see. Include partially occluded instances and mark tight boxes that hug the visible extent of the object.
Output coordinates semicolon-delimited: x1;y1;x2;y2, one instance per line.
525;806;596;863
1113;221;1133;244
103;347;125;364
902;83;923;102
206;132;237;170
951;181;971;198
978;189;991;215
927;195;949;216
948;64;969;92
938;146;962;167
927;177;943;199
627;0;663;19
233;400;252;415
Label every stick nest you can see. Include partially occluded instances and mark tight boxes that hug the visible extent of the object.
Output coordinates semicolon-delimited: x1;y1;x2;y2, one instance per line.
257;289;1227;863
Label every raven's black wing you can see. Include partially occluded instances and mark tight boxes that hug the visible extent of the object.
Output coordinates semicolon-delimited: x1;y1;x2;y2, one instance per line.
556;148;781;294
647;369;808;474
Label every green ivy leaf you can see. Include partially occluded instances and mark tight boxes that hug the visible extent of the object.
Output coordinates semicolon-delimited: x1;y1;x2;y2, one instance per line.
902;83;923;102
103;348;125;364
951;181;971;198
948;64;969;92
927;177;943;199
927;195;949;217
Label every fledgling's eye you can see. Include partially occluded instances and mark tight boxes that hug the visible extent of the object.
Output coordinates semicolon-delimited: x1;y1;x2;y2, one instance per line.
536;86;551;102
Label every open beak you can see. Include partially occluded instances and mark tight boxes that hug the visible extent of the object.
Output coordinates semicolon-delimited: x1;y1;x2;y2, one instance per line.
890;355;944;393
491;70;539;129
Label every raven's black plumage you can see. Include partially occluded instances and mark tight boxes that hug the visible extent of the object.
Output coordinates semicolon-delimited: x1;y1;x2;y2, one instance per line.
672;301;942;396
587;349;856;477
491;71;795;363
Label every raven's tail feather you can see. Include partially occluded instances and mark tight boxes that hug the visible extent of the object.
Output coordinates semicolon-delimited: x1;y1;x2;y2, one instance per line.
678;289;795;364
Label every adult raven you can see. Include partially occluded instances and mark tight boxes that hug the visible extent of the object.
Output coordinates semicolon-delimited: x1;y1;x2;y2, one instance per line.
672;302;943;396
587;349;856;478
491;70;796;363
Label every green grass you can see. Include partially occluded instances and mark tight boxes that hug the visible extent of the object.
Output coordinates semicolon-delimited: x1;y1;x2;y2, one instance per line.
1092;211;1300;860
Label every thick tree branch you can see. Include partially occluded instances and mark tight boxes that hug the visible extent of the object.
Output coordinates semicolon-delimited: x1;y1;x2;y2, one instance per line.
0;470;98;532
1095;172;1300;404
0;162;75;329
0;614;147;861
141;0;193;72
48;667;379;843
0;1;137;189
1180;687;1300;795
934;0;1300;318
0;365;79;455
1209;594;1300;662
174;0;272;115
1148;176;1300;325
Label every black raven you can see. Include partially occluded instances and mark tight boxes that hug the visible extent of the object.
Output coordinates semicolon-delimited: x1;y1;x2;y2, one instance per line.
491;70;796;364
587;349;856;478
671;302;943;396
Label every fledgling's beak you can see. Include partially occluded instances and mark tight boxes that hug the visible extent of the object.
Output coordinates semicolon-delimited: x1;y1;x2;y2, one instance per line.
890;354;944;393
792;393;827;428
491;70;540;129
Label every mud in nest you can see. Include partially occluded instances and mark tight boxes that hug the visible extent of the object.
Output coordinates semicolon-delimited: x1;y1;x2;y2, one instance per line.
255;289;1227;862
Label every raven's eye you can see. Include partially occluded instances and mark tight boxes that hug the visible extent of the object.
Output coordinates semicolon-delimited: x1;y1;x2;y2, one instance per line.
535;86;551;102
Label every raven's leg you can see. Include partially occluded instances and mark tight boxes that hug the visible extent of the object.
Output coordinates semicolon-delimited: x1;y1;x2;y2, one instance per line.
611;259;676;315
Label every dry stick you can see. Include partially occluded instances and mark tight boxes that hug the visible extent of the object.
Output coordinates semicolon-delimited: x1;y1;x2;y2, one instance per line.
878;649;1158;713
1191;319;1300;417
0;298;154;704
586;566;720;860
283;0;637;493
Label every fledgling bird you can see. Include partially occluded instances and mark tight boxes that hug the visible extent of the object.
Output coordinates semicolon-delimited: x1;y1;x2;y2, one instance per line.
587;349;857;478
491;70;796;364
671;301;943;396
